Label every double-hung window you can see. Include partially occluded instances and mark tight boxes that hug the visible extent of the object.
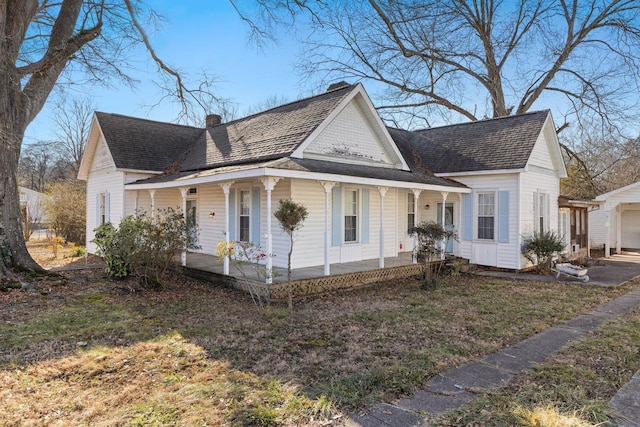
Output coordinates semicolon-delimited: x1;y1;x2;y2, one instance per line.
477;192;495;240
407;193;415;234
344;189;358;242
239;190;250;242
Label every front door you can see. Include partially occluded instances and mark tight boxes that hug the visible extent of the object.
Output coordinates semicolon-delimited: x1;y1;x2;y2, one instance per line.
437;202;454;253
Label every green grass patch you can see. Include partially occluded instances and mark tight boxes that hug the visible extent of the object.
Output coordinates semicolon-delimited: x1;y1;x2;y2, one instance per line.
1;266;637;425
437;305;640;426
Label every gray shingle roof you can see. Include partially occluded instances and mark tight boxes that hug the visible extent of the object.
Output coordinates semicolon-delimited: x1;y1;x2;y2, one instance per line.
179;84;356;171
391;110;550;174
95;112;203;172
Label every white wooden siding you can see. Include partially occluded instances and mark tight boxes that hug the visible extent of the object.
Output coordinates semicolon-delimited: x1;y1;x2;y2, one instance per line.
124;173;156;216
304;100;395;166
447;173;520;269
590;185;640;250
269;179;293;268
196;185;227;255
85;168;125;253
519;170;560;268
588;207;607;247
89;136;116;172
288;179;326;268
528;133;555;170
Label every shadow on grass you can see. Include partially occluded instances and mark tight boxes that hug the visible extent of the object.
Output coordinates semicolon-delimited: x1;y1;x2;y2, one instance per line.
1;268;637;425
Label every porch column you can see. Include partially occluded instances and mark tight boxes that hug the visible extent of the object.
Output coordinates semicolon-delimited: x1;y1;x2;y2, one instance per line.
320;181;336;275
440;192;449;260
179;188;188;266
261;177;281;284
133;190;139;214
378;187;388;268
605;209;611;258
586;209;591;258
148;190;156;219
220;182;234;275
411;189;422;264
458;193;464;254
616;206;622;254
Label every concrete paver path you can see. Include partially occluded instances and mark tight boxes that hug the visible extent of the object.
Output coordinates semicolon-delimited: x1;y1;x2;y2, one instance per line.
347;269;640;426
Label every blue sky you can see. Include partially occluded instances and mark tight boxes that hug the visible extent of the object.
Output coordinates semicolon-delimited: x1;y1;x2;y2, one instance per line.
24;1;313;145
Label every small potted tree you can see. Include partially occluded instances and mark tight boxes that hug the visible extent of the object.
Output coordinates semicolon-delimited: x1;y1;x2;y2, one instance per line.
274;199;308;309
413;220;456;289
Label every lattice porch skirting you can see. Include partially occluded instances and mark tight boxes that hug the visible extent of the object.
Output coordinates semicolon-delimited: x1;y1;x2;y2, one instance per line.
180;262;430;301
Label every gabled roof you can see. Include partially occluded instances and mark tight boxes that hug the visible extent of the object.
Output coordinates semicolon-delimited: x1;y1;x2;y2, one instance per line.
391;110;550;174
179;84;356;171
94;112;203;172
595;180;640;201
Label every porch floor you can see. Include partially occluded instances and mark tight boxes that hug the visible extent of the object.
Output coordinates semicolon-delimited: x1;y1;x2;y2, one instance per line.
184;251;416;284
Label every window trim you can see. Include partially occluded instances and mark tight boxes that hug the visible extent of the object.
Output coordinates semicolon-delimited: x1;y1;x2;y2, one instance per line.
536;191;548;233
407;192;415;235
476;191;496;241
343;188;359;243
238;188;251;243
99;192;106;225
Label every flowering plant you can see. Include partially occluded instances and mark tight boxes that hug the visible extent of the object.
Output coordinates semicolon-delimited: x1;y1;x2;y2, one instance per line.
215;240;235;258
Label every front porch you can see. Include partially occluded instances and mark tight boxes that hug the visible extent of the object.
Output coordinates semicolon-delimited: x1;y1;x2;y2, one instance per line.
180;252;432;301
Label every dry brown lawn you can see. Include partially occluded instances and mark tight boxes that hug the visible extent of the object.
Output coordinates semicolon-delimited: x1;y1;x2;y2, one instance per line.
0;240;636;426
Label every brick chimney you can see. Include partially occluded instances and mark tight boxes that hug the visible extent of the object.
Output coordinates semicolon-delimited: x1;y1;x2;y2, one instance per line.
205;114;222;127
327;81;350;92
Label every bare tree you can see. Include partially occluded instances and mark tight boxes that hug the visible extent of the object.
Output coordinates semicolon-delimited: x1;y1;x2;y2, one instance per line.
52;97;95;175
243;0;640;197
286;1;640;129
18;142;60;192
0;0;223;283
244;94;291;116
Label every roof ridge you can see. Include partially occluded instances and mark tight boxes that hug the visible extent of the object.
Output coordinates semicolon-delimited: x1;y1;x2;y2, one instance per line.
95;111;203;130
414;109;550;133
206;83;357;129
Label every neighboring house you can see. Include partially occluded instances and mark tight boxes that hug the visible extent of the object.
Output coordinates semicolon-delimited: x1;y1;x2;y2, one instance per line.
78;83;567;278
589;181;640;255
557;196;600;257
19;186;45;230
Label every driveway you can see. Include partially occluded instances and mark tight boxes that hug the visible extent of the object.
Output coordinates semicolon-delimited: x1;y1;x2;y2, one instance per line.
476;253;640;287
586;253;640;286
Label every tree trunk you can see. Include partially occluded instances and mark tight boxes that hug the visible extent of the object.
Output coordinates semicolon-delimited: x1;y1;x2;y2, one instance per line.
0;74;44;284
287;235;293;310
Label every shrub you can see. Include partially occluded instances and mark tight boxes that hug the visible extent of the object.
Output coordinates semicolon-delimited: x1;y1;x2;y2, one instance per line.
42;181;86;244
68;246;86;257
413;220;457;288
92;222;132;278
92;208;197;287
521;230;565;272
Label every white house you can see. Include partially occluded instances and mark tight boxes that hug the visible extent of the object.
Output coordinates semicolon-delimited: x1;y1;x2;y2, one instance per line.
78;83;567;278
19;186;46;230
589;181;640;255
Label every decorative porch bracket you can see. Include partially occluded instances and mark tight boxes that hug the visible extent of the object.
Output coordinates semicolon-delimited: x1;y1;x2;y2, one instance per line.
219;181;234;275
179;187;189;266
411;189;422;264
319;181;336;276
261;177;281;284
378;186;388;268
